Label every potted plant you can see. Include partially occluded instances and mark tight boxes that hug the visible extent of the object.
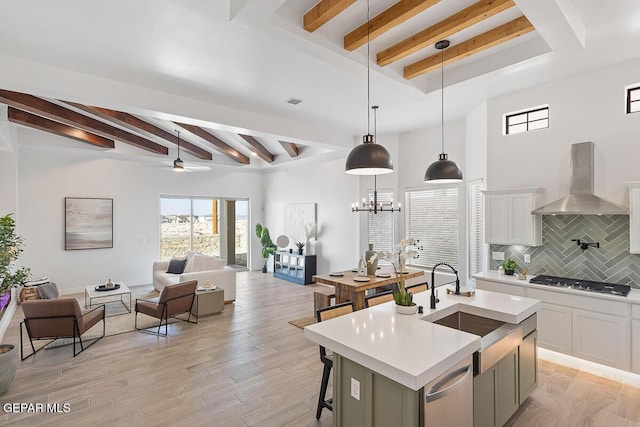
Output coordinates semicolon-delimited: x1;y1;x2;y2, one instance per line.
0;214;30;396
381;239;421;314
255;223;276;273
502;258;517;275
295;241;305;255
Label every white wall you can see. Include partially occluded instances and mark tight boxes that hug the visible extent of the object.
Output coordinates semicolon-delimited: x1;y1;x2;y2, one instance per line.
487;57;640;204
263;155;359;274
15;128;264;293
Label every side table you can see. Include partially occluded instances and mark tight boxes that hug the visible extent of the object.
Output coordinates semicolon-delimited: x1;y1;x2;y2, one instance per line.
192;288;224;317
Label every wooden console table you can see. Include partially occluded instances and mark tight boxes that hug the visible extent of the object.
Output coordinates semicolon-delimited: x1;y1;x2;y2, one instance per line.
313;269;425;311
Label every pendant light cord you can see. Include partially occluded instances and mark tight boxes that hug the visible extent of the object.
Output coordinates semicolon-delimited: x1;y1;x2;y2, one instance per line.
440;46;444;154
366;0;371;135
176;130;181;158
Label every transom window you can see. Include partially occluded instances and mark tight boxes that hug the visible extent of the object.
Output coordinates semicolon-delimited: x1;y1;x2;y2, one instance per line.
505;106;549;135
627;86;640;114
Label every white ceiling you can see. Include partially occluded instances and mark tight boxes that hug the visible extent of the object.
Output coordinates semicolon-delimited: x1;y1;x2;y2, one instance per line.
0;0;639;168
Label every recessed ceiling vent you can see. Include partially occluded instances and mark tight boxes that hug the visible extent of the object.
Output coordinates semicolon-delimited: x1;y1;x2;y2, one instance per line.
285;97;303;105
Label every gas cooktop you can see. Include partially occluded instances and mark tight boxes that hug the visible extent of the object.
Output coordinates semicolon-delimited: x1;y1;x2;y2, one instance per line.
529;275;631;297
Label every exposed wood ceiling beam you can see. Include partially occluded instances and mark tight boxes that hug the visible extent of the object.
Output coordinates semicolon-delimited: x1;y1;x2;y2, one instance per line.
240;135;274;163
404;16;534;79
344;0;440;51
0;89;167;155
304;0;357;32
8;107;115;149
175;123;250;165
279;141;299;157
377;0;515;66
66;103;213;161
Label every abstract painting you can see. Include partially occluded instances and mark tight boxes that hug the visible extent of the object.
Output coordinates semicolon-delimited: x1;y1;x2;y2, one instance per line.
65;197;113;250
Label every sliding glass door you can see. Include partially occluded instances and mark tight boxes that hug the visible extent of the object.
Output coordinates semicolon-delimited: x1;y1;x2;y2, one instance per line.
160;196;249;268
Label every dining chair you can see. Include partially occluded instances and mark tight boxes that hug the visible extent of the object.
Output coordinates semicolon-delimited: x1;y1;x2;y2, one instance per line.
407;282;429;293
315;301;355;420
364;289;395;308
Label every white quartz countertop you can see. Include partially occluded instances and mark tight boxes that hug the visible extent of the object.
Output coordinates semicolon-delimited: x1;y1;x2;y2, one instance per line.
304;288;541;391
473;271;640;303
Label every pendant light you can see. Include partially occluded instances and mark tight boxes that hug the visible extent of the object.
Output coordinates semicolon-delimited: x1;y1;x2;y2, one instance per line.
424;40;463;183
173;130;184;172
352;106;400;213
345;0;393;176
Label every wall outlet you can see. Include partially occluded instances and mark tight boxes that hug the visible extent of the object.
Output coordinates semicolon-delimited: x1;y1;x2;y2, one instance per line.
350;378;360;401
492;251;505;261
524;254;531;263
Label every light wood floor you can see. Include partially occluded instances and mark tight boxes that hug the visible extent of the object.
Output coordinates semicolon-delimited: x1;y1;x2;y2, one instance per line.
1;272;638;426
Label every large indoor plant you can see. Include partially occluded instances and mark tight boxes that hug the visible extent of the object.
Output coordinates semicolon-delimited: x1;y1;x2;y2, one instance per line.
381;239;421;314
255;223;276;273
0;213;30;396
0;214;30;292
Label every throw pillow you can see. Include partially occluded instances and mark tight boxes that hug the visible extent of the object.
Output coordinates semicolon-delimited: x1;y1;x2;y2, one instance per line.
166;258;187;274
183;250;198;273
190;254;225;272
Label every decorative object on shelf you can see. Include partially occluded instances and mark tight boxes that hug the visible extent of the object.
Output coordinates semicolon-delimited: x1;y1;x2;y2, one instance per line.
364;244;378;275
173;129;184;171
380;239;421;313
295;241;305;255
351;107;400;213
424;40;463;184
502;258;517;275
0;344;18;396
304;223;316;255
255;223;276;273
65;198;113;250
345;0;393;176
430;262;460;308
106;278;114;289
0;214;31;292
276;234;290;249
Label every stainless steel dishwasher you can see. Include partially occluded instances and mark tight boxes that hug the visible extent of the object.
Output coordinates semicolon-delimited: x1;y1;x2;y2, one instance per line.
423;355;473;427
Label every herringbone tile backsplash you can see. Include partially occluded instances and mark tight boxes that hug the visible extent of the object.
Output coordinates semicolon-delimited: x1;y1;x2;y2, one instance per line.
489;215;640;289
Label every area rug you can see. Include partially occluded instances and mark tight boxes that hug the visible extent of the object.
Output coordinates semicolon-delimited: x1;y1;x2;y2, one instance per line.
288;316;316;329
45;285;185;348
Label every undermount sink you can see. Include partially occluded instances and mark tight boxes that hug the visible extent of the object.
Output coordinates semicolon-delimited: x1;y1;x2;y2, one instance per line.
432;311;525;375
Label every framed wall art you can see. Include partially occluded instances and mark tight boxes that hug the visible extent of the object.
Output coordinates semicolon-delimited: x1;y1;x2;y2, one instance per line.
65;197;113;250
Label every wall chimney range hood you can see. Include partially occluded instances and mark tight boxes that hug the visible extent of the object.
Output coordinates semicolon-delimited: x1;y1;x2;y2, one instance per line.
531;142;629;215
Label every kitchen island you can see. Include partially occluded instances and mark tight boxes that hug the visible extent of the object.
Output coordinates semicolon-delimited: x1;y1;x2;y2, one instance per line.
304;288;541;426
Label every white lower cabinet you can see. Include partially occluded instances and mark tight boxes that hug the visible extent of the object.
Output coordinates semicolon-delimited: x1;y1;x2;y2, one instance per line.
475;279;525;296
633;319;640;374
571;308;630;370
537;302;572;354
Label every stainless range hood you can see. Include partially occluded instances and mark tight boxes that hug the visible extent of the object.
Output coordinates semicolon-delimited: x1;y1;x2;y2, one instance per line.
531;142;629;215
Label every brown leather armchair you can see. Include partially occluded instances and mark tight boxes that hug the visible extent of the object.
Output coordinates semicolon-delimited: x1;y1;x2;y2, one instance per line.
20;298;105;360
135;280;198;335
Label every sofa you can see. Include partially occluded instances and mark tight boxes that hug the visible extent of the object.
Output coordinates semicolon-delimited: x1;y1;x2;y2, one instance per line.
152;253;236;303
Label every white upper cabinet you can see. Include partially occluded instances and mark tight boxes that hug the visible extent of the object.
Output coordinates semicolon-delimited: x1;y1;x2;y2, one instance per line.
625;182;640;254
483;188;545;246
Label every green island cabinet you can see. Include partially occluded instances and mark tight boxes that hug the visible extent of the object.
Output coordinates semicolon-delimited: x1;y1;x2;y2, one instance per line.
474;326;538;427
332;320;538;427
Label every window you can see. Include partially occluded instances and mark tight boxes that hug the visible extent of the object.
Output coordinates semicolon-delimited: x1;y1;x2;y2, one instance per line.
367;190;397;265
505;106;549;134
468;179;484;279
404;187;458;269
627;86;640;113
160;197;221;259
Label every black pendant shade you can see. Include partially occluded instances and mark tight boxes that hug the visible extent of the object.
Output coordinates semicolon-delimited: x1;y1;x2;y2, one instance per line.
424;153;463;183
345;134;393;175
424;39;462;184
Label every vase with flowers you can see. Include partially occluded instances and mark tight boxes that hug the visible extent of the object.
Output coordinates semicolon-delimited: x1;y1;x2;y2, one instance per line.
380;239;421;314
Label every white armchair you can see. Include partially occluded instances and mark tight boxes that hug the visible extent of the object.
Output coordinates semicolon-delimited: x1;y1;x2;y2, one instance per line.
152;256;236;303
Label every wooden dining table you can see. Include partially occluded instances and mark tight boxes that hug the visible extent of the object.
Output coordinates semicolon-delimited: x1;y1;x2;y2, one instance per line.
312;268;426;311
